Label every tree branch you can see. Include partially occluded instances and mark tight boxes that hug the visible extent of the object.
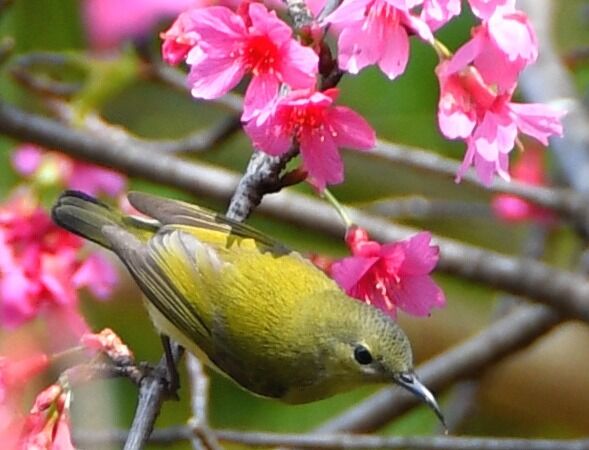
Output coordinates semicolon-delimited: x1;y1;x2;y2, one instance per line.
74;426;589;450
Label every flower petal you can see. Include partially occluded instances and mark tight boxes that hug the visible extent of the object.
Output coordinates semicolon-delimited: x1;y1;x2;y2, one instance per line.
328;106;376;150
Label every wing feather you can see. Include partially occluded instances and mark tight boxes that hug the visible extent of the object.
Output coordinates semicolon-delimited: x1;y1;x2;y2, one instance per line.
102;225;213;347
127;192;286;252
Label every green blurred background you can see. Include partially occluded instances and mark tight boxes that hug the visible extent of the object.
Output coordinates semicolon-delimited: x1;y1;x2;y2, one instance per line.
1;1;589;448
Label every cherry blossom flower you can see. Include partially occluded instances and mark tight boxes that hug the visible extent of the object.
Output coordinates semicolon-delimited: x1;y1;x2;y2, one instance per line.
19;384;75;450
187;3;319;120
0;190;118;330
436;59;564;186
244;88;375;190
447;8;537;93
161;9;202;65
421;0;514;29
468;0;515;19
324;0;433;79
491;145;555;223
330;227;445;317
84;0;202;50
11;144;126;198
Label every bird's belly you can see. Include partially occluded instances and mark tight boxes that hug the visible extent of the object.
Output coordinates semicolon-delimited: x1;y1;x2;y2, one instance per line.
145;301;286;399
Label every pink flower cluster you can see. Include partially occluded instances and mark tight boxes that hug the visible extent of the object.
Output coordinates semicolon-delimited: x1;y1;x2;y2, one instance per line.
19;384;74;449
330;227;446;318
0;190;118;331
161;1;376;190
161;0;564;188
12;144;126;198
433;3;564;185
491;144;555;223
84;0;205;50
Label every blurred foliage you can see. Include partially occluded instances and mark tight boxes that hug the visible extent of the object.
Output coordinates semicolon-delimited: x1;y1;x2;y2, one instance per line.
1;0;589;449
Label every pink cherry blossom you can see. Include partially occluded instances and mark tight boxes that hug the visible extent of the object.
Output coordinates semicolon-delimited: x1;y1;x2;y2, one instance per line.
436;60;564;186
161;9;202;65
420;0;461;31
188;3;319;120
84;0;203;50
244;88;375;190
491;145;555;223
20;384;75;450
448;9;537;93
0;191;118;330
12;144;126;198
324;0;433;79
330;227;445;318
468;0;515;19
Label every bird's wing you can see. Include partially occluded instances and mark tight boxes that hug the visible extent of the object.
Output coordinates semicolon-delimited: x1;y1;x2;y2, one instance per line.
102;225;215;348
127;192;287;253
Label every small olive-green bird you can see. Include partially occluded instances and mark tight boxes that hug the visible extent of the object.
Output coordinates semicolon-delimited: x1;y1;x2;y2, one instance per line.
52;190;444;422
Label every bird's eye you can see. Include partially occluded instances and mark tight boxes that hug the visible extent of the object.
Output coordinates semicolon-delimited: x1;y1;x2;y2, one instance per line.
354;345;373;365
399;373;414;384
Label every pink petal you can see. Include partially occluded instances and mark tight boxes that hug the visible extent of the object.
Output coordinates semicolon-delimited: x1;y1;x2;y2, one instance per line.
328;106;376;150
378;22;410;80
330;256;380;292
280;41;319;89
191;6;246;52
323;0;372;25
455;139;476;183
488;10;537;63
471;38;522;92
189;55;246;99
337;21;384;75
399;232;440;275
244;113;292;156
395;275;446;316
249;3;292;45
73;253;118;300
0;271;37;329
445;32;485;76
401;10;434;43
242;74;280;121
436;70;477;139
421;0;461;31
509;102;565;145
469;0;515;20
68;163;126;197
11;145;43;176
52;412;76;450
300;131;343;190
473;110;517;160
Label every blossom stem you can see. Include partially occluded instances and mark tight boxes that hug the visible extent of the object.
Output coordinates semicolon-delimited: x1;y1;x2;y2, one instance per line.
432;39;452;61
50;345;86;365
322;188;353;229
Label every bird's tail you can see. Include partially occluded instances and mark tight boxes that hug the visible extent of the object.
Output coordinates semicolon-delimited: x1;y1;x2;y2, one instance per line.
52;190;157;250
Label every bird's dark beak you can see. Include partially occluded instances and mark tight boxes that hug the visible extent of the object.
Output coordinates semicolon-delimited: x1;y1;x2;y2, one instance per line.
394;372;446;431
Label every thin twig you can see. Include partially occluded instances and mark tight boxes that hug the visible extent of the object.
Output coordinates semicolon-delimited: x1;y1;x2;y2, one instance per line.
123;343;184;450
187;355;222;450
74;426;589;450
368;197;491;220
370;141;589;232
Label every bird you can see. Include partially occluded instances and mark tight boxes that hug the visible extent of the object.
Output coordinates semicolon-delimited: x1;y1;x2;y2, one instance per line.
52;190;444;424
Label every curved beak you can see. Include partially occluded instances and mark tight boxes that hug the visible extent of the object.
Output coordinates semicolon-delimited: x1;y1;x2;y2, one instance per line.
394;372;446;431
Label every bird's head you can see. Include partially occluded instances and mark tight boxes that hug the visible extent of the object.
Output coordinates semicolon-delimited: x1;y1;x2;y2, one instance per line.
320;294;446;427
